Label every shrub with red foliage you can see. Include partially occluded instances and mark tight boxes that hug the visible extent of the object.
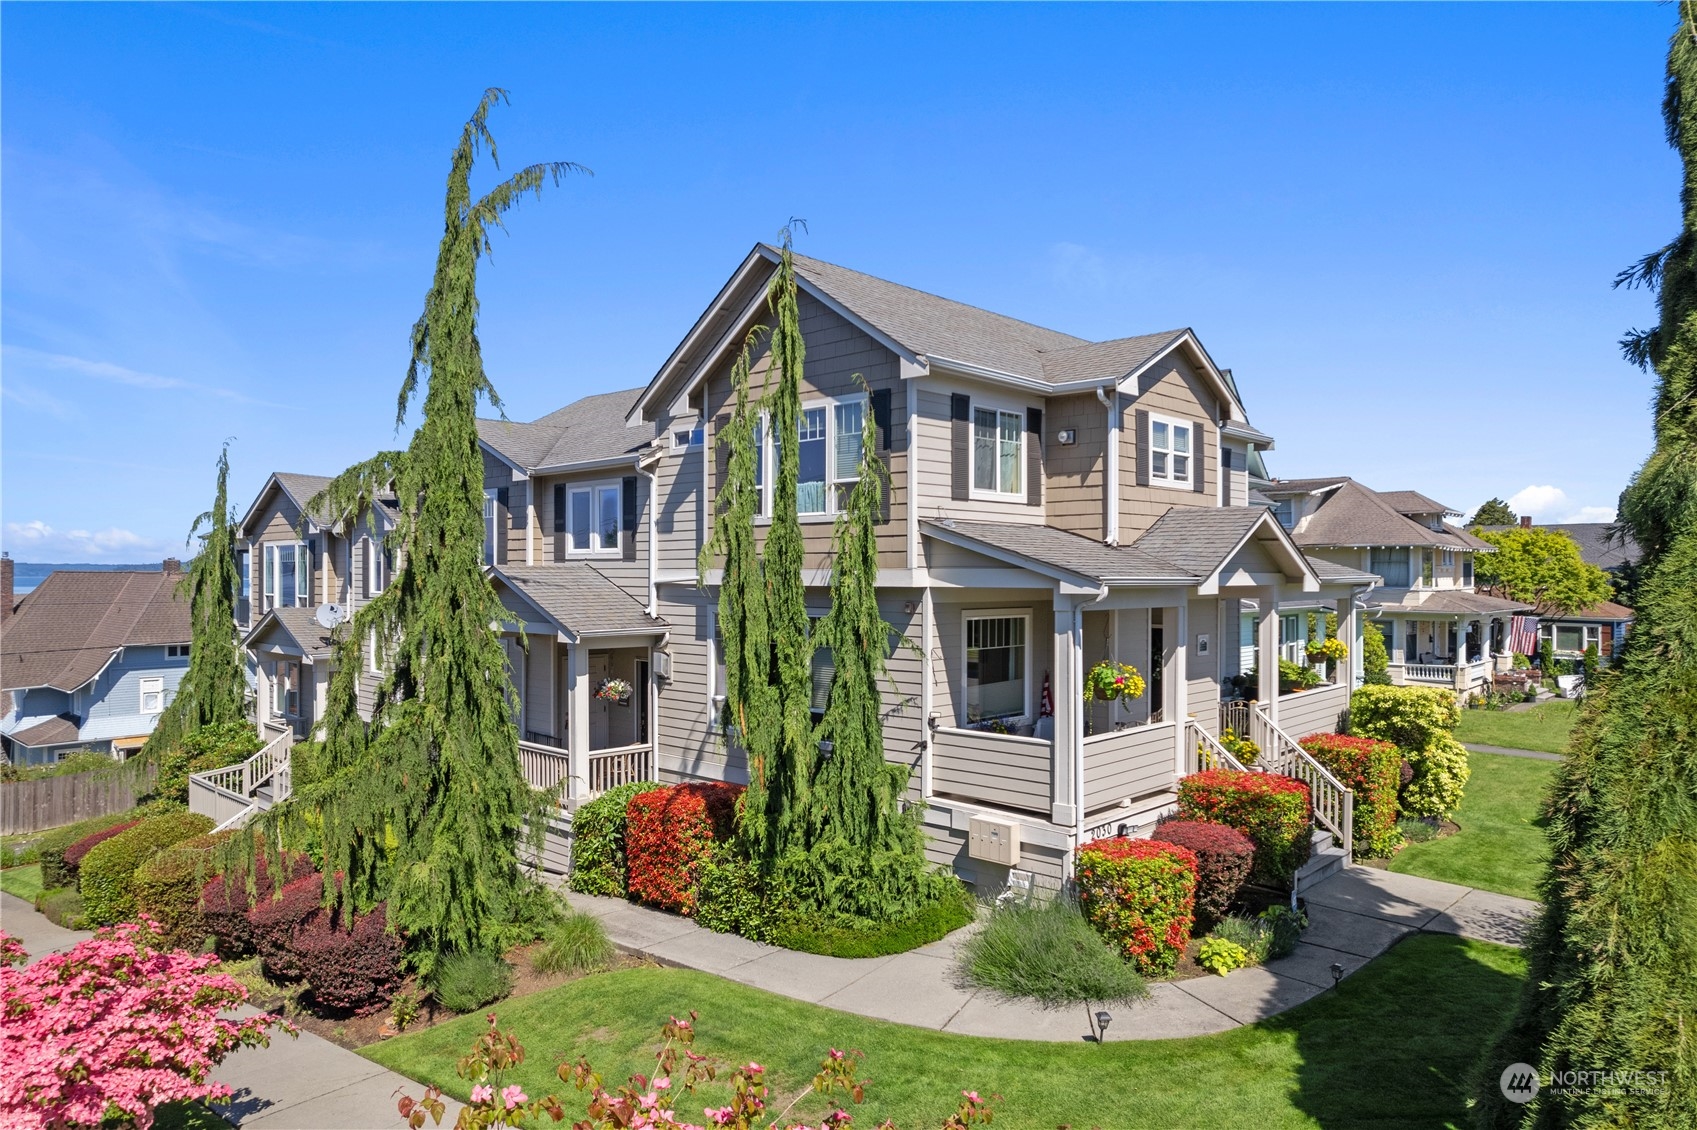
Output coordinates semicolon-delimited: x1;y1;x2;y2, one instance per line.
1150;818;1254;930
61;821;139;873
199;852;315;958
1074;837;1198;976
1177;769;1313;887
1298;732;1403;859
624;782;741;915
247;873;324;982
291;902;402;1013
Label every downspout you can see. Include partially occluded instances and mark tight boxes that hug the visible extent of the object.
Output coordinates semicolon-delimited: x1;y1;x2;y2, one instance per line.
638;451;662;618
1096;387;1119;545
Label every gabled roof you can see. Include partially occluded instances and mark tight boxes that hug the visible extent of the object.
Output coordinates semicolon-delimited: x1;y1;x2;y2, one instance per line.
1476;523;1641;572
239;471;334;536
629;244;1250;426
922;519;1190;586
1373;590;1530;616
478;388;649;474
1271;477;1486;552
10;713;81;748
1548;599;1636;622
1;570;190;693
491;564;665;641
1306;557;1381;585
1130;506;1319;592
1377;490;1457;517
243;606;335;659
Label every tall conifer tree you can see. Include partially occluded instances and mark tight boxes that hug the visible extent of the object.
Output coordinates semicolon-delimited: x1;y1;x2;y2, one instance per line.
142;443;247;760
254;91;581;970
1473;14;1697;1126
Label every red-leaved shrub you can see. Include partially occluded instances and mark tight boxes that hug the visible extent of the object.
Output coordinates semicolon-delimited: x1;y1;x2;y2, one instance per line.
61;821;139;873
247;873;324;982
200;852;315;958
1299;732;1403;858
292;902;402;1013
625;783;741;915
1177;769;1313;887
1074;837;1198;975
1150;818;1253;930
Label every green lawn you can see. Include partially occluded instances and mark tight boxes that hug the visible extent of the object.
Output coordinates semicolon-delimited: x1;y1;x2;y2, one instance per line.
1454;699;1577;754
0;863;43;902
1390;752;1556;900
365;935;1525;1129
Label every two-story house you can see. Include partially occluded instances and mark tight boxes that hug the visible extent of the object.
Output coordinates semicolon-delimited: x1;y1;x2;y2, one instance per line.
237;472;396;739
0;556;193;765
1259;477;1526;694
470;244;1376;890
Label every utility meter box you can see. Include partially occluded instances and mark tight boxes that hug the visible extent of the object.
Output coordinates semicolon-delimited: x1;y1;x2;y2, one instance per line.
967;817;1021;866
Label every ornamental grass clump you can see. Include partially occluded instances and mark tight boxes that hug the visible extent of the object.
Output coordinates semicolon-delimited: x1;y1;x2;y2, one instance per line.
530;912;614;976
1150;818;1254;930
959;894;1146;1008
1298;732;1404;858
429;950;514;1014
624;782;741;915
1074;837;1198;976
566;779;658;898
1176;769;1312;887
0;920;287;1130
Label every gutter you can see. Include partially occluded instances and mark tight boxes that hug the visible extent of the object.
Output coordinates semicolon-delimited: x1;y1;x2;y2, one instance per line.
1096;386;1120;545
637;448;664;618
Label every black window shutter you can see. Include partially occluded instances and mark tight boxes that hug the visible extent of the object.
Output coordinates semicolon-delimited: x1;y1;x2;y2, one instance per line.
1025;407;1042;507
870;388;892;453
621;475;639;561
950;393;970;501
511;482;527;529
553;485;566;532
1135;409;1151;488
1193;421;1208;495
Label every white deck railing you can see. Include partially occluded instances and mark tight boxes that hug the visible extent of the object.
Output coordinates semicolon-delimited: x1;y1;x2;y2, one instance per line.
1187;720;1250;774
191;728;294;831
1250;704;1353;860
517;740;571;796
588;743;653;796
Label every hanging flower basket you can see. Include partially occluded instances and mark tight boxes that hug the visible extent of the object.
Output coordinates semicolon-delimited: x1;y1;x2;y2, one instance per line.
1306;637;1348;664
1085;660;1146;703
595;677;633;703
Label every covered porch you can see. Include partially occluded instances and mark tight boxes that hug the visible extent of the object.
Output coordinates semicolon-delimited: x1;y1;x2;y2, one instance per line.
490;564;668;806
243;607;333;741
1372;591;1528;693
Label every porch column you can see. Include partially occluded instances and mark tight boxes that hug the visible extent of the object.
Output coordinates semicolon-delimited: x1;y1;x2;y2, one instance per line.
566;640;590;803
1335;595;1358;689
1051;594;1082;829
1170;600;1189;776
1258;587;1281;725
254;661;272;729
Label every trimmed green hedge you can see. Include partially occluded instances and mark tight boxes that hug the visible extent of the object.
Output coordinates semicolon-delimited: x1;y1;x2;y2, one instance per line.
567;780;659;897
774;887;976;958
37;812;138;889
134;830;236;947
79;812;214;925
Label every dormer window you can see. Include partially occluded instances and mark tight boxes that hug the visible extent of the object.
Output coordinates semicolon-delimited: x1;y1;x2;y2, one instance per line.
1272;498;1295;529
1149;415;1192;487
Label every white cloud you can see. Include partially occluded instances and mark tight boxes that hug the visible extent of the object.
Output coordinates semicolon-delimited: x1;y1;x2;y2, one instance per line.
1567;505;1617;523
3;520;171;561
1508;484;1570;517
1047;241;1113;290
1;382;78;420
1;345;278;406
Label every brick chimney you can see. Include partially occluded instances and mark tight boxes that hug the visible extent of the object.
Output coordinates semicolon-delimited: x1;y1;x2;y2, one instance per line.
162;558;182;574
1;553;12;624
1519;515;1533;529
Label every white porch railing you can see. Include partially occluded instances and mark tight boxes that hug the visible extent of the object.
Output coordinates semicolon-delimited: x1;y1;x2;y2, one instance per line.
1187;720;1249;774
589;744;653;796
518;740;571;795
1395;663;1456;684
1250;704;1353;860
190;729;294;832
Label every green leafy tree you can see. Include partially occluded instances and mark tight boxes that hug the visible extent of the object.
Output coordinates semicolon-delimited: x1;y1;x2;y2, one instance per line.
1473;527;1612;616
1473;14;1697;1126
251;91;580;971
141;444;248;764
1362;622;1391;686
1468;498;1517;527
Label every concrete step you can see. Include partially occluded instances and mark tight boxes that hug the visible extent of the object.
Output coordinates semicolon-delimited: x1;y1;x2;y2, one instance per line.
1295;828;1348;888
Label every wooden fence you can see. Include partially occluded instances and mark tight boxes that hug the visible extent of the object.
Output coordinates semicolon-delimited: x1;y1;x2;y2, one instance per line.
0;764;154;835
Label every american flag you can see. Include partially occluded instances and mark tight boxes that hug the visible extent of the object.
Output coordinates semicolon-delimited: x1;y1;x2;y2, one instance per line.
1509;615;1539;656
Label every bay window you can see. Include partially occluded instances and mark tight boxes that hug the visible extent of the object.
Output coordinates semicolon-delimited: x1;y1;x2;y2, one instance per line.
1149;415;1192;486
972;406;1023;497
964;612;1029;723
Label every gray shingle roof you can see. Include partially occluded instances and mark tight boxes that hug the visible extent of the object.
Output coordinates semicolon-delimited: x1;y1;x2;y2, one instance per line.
1306;557;1380;585
1129;507;1270;578
243;607;336;658
273;473;336;524
493;564;665;638
922;520;1190;583
1373;590;1530;616
479;388;650;472
2;570;191;693
1278;478;1481;551
1378;490;1455;516
10;713;81;748
1260;477;1349;497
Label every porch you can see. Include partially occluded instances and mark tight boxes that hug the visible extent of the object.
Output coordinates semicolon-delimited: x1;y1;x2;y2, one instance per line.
504;638;657;805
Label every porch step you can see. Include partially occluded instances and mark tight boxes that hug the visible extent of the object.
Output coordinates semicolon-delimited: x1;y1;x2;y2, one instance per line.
1294;828;1347;889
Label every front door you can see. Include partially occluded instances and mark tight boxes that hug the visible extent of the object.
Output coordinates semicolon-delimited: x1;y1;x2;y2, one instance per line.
589;653;611;749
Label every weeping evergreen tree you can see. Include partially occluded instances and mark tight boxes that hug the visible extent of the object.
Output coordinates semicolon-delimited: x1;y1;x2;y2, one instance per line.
1472;14;1697;1126
141;443;248;761
251;90;581;971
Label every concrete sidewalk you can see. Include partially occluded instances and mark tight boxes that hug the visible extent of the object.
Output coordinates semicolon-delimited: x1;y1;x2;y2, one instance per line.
565;864;1538;1043
1465;742;1564;761
1;890;91;963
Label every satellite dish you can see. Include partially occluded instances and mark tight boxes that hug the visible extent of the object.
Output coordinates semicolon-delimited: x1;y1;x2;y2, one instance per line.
315;603;346;630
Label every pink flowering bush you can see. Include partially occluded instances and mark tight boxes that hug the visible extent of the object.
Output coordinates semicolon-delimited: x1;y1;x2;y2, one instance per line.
0;920;291;1130
397;1011;997;1129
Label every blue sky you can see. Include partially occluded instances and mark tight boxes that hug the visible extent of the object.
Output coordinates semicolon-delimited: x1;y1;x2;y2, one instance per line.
1;2;1676;560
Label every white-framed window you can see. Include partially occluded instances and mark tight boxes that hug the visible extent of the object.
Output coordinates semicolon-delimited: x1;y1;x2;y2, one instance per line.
166;644;190;659
1272;498;1294;529
963;611;1030;724
1547;623;1601;654
748;395;867;518
139;676;165;714
671;422;704;450
1279;613;1307;665
272;660;300;716
567;483;622;554
262;542;308;611
1370;547;1411;588
971;404;1024;499
237;550;250;601
1149;414;1192;487
483;489;500;566
1462;554;1474;586
363;535;387;598
367;629;383;675
1440;549;1455;569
